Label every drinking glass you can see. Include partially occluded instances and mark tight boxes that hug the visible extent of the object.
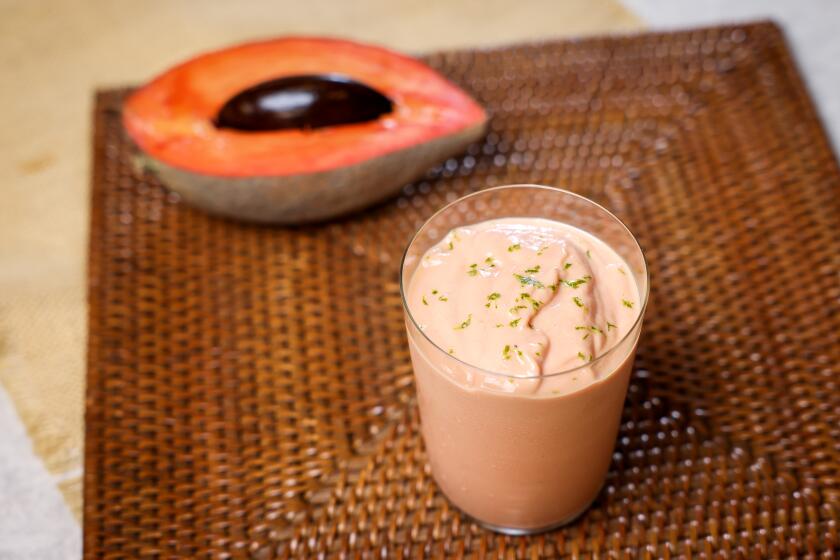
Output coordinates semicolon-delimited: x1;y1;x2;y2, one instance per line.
399;185;648;534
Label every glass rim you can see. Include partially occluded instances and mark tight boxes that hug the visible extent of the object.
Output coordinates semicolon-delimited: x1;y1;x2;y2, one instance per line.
398;184;650;380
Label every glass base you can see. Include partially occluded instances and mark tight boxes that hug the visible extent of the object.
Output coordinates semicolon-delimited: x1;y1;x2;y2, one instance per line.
472;497;595;535
437;483;599;536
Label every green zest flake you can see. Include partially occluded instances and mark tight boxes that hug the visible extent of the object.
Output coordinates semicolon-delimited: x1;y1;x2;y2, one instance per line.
537;245;548;256
573;296;585;308
516;346;524;357
618;268;627;275
488;292;501;301
448;348;455;355
446;232;460;251
548;283;558;292
607;321;617;330
586;249;592;259
524;265;541;274
577;351;594;362
503;344;512;359
514;273;545;288
507;243;521;252
484;256;496;267
422;296;429;305
562;275;592;289
467;263;478;276
535;351;541;357
519;292;542;310
454;314;472;330
432;289;439;295
564;262;573;270
509;304;527;314
439;295;448;301
495;323;504;328
576;324;605;337
622;299;634;308
509;318;521;327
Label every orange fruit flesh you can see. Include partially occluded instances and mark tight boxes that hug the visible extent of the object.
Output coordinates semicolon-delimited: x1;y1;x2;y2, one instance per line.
124;37;487;177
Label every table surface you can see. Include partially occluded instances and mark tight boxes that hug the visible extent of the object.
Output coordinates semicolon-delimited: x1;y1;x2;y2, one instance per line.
1;1;838;558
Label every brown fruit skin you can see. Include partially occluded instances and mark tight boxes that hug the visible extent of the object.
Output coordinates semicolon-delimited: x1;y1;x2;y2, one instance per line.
140;119;486;224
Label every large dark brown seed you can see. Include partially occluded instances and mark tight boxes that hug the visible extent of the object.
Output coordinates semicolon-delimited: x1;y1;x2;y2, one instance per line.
214;74;393;132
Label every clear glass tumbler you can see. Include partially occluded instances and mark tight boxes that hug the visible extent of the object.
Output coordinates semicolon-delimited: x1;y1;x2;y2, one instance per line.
399;185;648;534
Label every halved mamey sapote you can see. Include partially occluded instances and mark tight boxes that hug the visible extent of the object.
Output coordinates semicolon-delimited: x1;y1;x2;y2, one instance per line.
123;37;487;223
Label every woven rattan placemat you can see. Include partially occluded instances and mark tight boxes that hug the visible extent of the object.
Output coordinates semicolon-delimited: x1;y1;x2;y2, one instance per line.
85;22;839;558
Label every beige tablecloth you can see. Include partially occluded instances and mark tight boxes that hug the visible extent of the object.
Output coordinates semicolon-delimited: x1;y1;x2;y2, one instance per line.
0;0;640;521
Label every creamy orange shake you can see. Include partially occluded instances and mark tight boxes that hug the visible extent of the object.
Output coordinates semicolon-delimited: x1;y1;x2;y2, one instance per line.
403;215;644;532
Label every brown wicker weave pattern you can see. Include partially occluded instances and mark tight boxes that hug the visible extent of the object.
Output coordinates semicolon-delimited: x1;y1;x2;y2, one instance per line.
85;22;840;558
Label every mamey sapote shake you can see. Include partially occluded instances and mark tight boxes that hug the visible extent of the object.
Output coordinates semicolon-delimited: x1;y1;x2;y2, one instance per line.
400;186;647;533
